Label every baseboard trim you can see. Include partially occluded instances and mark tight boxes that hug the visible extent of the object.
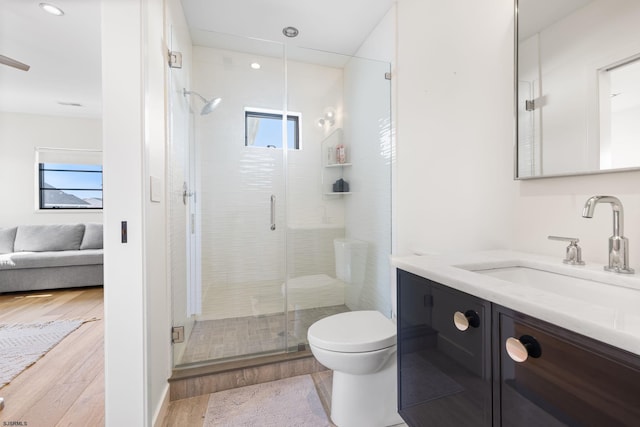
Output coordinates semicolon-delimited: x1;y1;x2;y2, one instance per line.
152;383;170;427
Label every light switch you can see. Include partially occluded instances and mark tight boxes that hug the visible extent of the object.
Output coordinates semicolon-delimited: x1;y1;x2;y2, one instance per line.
150;176;162;202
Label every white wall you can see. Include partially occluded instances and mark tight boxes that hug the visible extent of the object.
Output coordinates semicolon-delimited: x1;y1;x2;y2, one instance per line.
102;0;170;425
395;0;516;257
102;0;146;423
355;6;396;63
0;112;102;227
143;0;171;424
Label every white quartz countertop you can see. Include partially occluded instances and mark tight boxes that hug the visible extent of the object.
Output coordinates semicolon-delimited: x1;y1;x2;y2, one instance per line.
392;250;640;356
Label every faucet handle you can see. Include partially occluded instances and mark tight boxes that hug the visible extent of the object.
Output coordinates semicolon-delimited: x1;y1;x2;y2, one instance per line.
548;235;579;243
548;236;585;265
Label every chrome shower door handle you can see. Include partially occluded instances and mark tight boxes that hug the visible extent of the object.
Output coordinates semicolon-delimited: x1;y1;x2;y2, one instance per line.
182;182;189;205
270;195;276;231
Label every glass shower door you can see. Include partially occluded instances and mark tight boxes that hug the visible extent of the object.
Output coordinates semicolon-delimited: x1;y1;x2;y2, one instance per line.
176;32;289;365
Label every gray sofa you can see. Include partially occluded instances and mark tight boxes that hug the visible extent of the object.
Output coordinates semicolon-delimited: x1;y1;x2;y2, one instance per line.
0;223;103;293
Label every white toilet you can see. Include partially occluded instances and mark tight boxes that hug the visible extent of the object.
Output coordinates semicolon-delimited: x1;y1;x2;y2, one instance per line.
307;238;403;427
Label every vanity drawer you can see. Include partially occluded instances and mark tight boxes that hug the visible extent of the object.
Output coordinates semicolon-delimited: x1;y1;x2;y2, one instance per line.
496;307;640;426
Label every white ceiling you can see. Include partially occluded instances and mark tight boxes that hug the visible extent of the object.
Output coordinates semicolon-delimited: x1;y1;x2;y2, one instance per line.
518;0;594;40
0;0;102;118
180;0;393;57
0;0;392;118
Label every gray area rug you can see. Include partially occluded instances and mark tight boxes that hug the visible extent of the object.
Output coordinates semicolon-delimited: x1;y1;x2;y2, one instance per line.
0;319;83;388
204;374;330;427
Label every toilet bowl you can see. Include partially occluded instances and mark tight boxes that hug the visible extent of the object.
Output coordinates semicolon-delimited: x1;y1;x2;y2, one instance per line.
308;310;403;427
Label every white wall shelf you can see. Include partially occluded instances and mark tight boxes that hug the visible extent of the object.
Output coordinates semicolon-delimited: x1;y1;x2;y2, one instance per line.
324;192;352;196
321;128;353;196
325;163;352;168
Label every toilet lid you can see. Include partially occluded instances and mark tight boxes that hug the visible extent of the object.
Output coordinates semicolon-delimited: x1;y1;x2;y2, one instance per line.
307;310;396;353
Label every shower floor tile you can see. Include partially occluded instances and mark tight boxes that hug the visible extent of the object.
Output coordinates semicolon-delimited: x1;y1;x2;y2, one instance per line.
179;305;350;366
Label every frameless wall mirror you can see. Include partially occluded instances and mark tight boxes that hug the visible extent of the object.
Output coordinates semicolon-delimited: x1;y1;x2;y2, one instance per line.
516;0;640;179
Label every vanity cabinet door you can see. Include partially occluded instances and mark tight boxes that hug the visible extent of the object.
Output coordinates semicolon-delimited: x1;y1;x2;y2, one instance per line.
495;306;640;426
397;270;492;427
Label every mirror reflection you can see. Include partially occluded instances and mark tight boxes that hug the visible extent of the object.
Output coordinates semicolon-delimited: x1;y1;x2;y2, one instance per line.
516;0;640;178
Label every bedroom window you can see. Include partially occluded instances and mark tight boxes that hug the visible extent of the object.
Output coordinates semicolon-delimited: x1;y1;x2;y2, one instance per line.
39;163;103;209
35;147;103;210
245;109;300;150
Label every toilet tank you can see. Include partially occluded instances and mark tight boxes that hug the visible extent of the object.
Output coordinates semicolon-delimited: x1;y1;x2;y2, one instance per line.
334;238;368;284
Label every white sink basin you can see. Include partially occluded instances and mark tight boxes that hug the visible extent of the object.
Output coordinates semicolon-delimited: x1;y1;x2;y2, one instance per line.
470;265;640;312
476;266;599;290
393;250;640;355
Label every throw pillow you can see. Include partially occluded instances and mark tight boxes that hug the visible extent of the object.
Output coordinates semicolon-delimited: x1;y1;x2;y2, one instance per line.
80;223;103;250
0;227;18;254
14;224;85;252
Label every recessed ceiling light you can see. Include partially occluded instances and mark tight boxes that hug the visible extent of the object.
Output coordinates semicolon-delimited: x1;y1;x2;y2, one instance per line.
39;3;65;16
250;62;261;70
282;26;299;38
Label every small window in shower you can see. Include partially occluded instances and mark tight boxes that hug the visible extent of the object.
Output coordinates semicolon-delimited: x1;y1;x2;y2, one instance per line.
245;108;300;150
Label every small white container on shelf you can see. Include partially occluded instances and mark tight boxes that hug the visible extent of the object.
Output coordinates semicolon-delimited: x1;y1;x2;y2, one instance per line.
336;144;346;164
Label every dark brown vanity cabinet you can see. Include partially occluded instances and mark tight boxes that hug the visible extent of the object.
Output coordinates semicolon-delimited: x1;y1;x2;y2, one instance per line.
397;269;640;427
495;306;640;427
397;270;492;426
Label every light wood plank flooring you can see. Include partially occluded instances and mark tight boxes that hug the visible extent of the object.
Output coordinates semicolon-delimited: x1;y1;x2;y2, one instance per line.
0;287;104;427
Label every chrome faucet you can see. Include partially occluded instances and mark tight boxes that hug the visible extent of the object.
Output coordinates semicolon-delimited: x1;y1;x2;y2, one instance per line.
582;195;634;274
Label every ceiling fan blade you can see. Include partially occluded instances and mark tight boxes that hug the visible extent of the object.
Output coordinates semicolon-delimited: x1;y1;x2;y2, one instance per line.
0;54;30;71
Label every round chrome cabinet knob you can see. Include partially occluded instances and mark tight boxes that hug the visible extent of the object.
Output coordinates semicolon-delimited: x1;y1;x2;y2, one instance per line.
453;310;480;331
506;335;542;362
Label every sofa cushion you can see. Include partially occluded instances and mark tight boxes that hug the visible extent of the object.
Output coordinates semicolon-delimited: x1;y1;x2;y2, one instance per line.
0;250;103;270
80;223;103;250
14;224;85;252
0;227;17;254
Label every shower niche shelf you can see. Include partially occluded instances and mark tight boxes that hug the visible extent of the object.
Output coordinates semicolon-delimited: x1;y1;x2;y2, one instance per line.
321;128;352;197
324;192;352;196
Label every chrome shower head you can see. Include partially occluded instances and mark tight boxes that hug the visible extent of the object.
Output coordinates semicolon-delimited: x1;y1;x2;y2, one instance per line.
183;88;222;115
201;97;222;115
